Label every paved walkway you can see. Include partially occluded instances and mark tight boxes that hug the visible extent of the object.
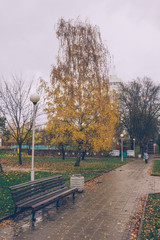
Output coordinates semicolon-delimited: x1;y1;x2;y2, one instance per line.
1;157;160;240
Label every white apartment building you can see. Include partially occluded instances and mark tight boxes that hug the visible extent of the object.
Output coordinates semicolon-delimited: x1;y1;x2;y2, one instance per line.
109;74;122;93
109;63;122;93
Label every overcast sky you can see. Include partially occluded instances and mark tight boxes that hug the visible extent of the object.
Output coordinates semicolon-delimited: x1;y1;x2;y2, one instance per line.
1;0;160;86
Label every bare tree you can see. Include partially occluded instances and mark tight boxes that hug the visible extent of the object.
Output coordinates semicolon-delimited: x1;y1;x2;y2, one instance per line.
0;75;37;165
119;77;160;156
0;117;6;172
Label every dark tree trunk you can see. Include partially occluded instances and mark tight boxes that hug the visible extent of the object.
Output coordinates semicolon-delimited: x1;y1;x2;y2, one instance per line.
75;142;83;166
59;144;65;160
158;144;160;153
0;161;3;173
19;144;22;165
62;147;65;160
28;144;31;155
140;145;145;159
130;139;134;150
75;151;82;166
82;150;86;160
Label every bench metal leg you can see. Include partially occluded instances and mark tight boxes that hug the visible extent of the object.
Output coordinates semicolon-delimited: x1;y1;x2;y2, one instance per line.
12;206;18;219
32;210;36;222
14;206;17;215
56;200;59;208
73;192;75;200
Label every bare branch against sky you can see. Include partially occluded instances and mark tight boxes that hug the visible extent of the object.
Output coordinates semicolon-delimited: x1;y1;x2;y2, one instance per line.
0;0;160;83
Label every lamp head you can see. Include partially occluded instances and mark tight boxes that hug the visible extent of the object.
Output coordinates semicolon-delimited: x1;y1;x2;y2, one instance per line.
30;93;40;105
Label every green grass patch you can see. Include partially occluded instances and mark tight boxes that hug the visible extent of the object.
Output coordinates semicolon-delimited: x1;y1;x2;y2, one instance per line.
0;171;54;218
152;159;160;176
0;154;132;218
140;193;160;240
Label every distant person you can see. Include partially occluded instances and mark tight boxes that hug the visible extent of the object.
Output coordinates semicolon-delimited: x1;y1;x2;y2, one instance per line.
144;152;149;164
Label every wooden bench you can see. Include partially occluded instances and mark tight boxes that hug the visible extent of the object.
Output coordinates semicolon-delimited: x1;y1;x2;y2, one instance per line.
9;175;78;221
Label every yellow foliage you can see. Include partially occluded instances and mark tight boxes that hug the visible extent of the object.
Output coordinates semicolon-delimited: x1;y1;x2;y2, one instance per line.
40;18;119;155
43;79;118;153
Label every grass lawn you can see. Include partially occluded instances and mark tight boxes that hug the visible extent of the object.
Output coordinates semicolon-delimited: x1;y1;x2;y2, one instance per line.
140;158;160;239
140;193;160;240
152;159;160;176
0;151;132;218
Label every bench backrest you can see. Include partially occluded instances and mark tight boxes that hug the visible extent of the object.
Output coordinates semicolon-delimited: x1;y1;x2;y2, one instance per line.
9;175;66;204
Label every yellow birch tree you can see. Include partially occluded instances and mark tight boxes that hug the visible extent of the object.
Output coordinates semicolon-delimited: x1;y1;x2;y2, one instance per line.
41;18;118;166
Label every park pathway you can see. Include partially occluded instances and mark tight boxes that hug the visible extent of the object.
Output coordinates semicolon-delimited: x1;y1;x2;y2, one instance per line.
1;156;160;240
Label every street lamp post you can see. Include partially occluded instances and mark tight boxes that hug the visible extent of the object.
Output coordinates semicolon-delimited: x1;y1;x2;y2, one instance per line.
133;138;135;157
154;143;156;154
120;134;124;162
30;93;40;181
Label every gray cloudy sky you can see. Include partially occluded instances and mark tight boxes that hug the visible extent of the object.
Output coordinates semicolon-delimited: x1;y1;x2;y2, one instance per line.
1;0;160;84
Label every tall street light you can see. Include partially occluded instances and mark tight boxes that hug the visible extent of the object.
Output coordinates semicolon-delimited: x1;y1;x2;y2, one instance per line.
120;134;124;162
133;138;135;157
30;93;40;181
154;143;156;154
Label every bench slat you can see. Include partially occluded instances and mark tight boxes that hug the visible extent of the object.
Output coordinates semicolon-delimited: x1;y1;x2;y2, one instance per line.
18;186;69;208
32;187;78;211
9;175;62;190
